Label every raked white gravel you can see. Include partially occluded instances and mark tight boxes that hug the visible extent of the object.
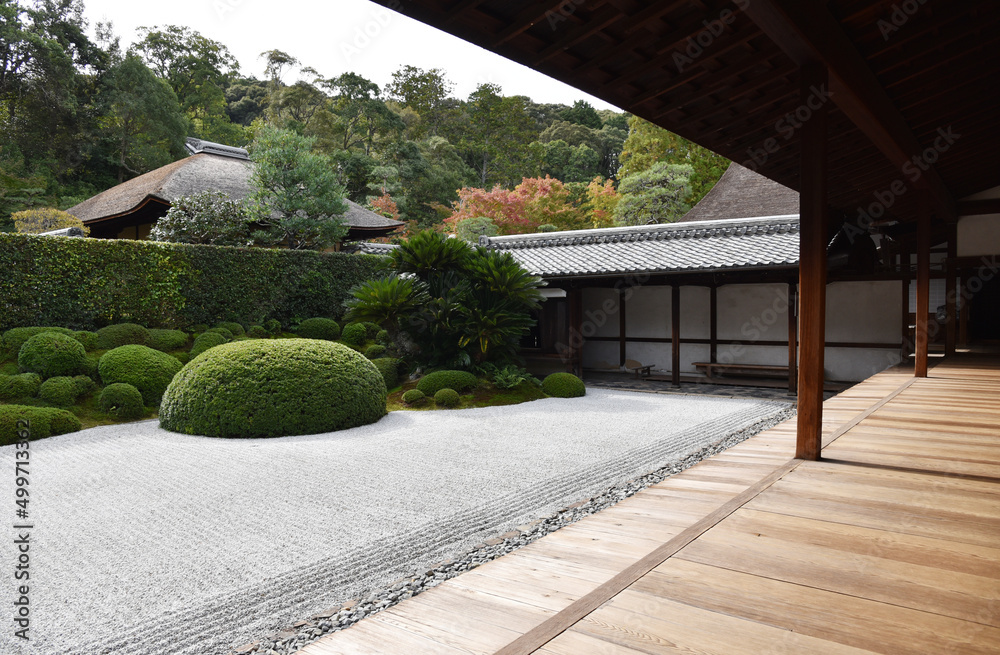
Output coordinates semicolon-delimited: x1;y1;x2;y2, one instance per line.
0;388;790;655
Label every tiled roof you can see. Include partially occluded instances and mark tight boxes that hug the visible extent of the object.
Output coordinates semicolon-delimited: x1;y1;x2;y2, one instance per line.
347;242;398;256
480;216;800;278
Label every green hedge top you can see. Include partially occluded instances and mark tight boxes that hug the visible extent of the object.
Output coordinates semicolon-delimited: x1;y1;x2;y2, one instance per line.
0;234;389;332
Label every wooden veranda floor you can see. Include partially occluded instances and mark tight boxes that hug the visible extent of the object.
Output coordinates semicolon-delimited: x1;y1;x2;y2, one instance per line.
299;355;1000;655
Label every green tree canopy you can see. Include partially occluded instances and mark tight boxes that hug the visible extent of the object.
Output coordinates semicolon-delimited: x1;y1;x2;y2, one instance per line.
614;162;693;226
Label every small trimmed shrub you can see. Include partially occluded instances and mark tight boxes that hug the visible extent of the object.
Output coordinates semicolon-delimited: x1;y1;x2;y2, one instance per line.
73;331;100;351
0;373;42;400
2;327;75;356
205;326;234;340
159;339;387;438
376;329;390;345
98;345;183;405
416;370;479;396
96;323;150;350
0;405;81;445
190;332;229;358
18;332;87;379
72;375;97;397
99;383;145;420
434;388;460;408
264;319;282;334
340;322;367;347
216;321;245;337
148;329;189;352
297;317;341;341
39;376;79;406
401;389;426;405
247;325;269;339
365;344;387;359
81;354;99;380
362;322;381;339
371;357;399;390
542;372;586;398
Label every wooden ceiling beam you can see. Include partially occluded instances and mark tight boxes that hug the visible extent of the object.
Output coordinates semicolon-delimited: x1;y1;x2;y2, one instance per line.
959;199;1000;217
530;5;624;65
742;0;958;221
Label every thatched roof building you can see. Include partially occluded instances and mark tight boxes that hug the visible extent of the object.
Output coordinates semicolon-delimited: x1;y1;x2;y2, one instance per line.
67;139;403;242
677;162;799;223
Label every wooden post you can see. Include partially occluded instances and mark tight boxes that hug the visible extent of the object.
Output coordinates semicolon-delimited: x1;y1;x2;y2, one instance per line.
709;285;718;364
945;224;957;357
915;203;931;378
901;245;911;363
618;287;627;367
796;61;829;462
671;283;681;387
959;273;969;347
787;282;797;394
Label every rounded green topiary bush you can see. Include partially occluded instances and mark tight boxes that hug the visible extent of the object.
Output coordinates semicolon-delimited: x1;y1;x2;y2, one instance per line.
205;326;234;340
148;329;189;352
370;357;399;390
0;373;42;401
173;352;190;365
264;319;282;334
401;389;426;405
434;388;460;408
297;317;341;341
2;327;75;357
73;331;100;351
96;323;150;350
72;375;97;397
81;354;100;380
340;322;367;347
39;376;79;406
98;345;183;406
99;383;145;420
365;344;387;359
247;325;269;339
18;332;87;379
416;370;479;396
376;329;390;345
0;405;81;445
190;332;229;358
216;321;245;337
159;339;387;438
542;372;586;398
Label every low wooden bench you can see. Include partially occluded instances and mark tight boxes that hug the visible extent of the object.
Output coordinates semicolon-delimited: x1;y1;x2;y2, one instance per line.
624;359;654;378
692;362;790;381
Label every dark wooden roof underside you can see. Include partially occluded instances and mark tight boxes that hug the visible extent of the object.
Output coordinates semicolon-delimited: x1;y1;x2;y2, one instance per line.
371;0;998;227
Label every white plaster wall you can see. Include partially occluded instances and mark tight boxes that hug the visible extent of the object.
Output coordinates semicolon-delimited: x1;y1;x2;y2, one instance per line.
827;281;901;342
582;341;619;370
716;343;788;367
825;348;902;382
680;286;711;338
625;342;669;370
717;283;791;341
581;288;619;338
957;214;1000;257
624;285;670;338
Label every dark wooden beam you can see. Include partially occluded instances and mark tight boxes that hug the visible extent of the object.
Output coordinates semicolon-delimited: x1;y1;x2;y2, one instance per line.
915;201;931;378
787;282;797;395
945;223;957;357
672;284;681;388
796;61;828;462
901;245;911;364
741;0;957;221
959;198;1000;217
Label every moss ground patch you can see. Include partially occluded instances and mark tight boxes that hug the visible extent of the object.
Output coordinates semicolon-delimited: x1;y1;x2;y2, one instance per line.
387;379;545;412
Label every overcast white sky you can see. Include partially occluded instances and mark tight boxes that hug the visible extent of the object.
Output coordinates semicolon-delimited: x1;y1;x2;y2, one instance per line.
80;0;621;110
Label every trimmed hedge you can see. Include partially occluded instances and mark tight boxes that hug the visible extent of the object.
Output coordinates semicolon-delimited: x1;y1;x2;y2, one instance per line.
247;325;269;339
99;345;183;406
216;321;245;337
39;376;79;406
190;332;228;358
159;339;387;438
99;383;145;420
340;323;367;347
96;323;150;350
18;332;87;378
0;405;81;445
0;233;388;331
365;344;387;359
0;373;42;400
205;326;234;340
148;329;189;352
434;388;460;408
2;326;75;356
297;318;341;341
72;375;97;397
542;372;586;398
416;370;479;396
401;389;426;405
370;357;399;390
73;331;99;351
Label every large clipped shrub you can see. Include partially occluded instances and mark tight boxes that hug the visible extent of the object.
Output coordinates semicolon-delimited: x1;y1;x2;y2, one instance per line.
148;329;189;352
365;344;387;360
39;376;79;406
2;327;75;357
190;332;229;358
99;383;145;420
370;357;399;390
0;405;81;445
159;340;387;438
0;373;42;400
542;372;586;398
72;375;97;397
340;322;367;347
96;323;150;350
18;332;87;379
264;319;282;334
73;331;99;351
434;388;460;408
205;326;234;340
296;318;341;341
98;345;183;405
416;370;479;396
215;321;245;337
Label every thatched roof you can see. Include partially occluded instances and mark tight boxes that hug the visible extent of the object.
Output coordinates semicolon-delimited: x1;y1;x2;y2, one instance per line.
66;150;403;239
677;162;799;223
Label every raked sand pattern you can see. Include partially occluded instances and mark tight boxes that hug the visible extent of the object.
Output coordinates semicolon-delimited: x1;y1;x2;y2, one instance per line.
0;389;791;655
